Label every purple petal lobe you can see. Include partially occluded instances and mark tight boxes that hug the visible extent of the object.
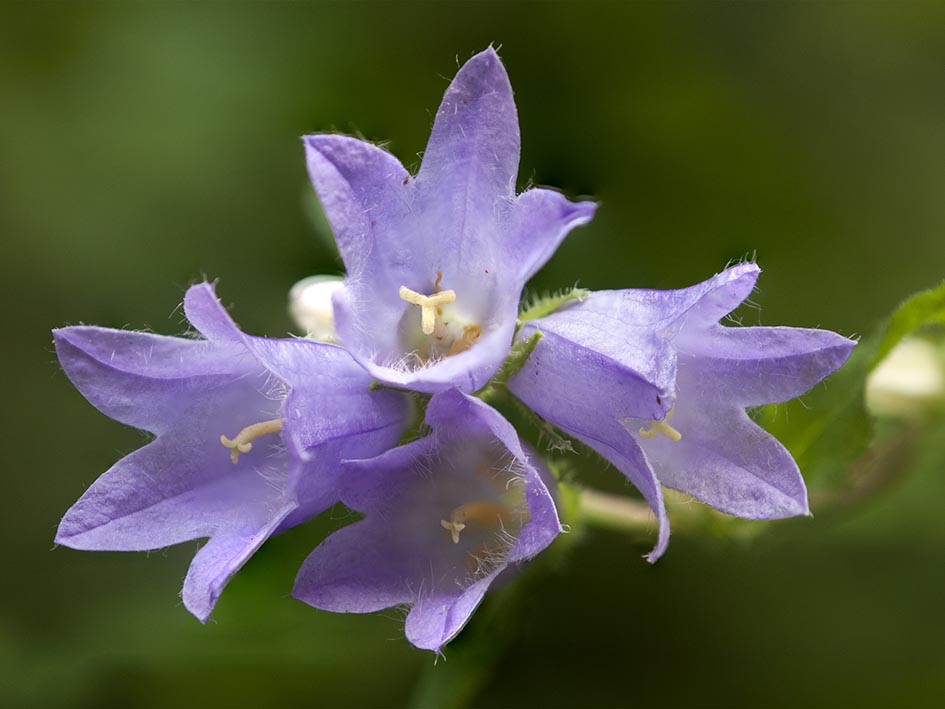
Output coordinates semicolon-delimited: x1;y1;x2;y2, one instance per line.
304;134;410;279
405;570;502;653
676;326;857;406
634;365;809;518
508;189;598;281
53;327;250;434
416;47;520;216
183;282;245;344
182;504;295;622
292;520;415;614
676;262;760;328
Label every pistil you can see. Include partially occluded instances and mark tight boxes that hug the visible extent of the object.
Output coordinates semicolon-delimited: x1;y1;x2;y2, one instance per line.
399;286;456;335
441;500;510;544
220;418;284;464
638;405;682;441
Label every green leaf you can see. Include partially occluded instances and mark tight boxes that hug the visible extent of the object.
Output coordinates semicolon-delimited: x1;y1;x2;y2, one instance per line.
757;280;945;494
869;280;945;370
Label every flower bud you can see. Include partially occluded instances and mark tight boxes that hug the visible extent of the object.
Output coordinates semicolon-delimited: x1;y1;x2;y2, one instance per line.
288;275;344;342
866;337;945;418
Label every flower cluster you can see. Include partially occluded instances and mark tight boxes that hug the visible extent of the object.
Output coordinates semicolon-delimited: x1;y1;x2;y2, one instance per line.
54;48;854;653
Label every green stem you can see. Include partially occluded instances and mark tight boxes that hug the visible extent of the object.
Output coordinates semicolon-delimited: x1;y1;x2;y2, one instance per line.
578;488;656;532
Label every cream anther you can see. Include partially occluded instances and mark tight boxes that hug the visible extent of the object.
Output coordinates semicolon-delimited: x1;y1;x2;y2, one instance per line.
220;418;284;464
399;286;456;335
638;405;682;442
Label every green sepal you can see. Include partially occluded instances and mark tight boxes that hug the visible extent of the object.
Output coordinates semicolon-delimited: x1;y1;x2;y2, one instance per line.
475;329;543;403
517;285;590;326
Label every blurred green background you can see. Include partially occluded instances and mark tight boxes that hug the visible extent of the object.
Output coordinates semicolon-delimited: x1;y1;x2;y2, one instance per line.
3;2;945;707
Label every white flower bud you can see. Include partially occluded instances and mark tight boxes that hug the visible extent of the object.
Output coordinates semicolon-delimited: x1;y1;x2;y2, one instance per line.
288;275;345;342
866;337;945;418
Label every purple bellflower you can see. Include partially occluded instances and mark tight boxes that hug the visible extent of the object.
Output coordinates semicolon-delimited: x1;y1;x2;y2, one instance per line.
54;283;410;621
304;47;596;394
293;388;561;653
509;263;856;560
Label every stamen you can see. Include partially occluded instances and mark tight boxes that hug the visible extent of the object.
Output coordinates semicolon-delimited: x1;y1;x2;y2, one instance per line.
399;285;456;335
447;325;481;356
220;418;284;464
638;405;682;441
440;500;509;544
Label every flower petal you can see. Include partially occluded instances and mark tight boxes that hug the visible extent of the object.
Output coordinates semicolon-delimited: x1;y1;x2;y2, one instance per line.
508;334;670;561
293;519;415;614
672;262;760;330
507;188;597;281
55;433;292;551
519;311;677;399
404;569;502;653
182;501;296;622
637;365;809;519
568;422;671;562
415;47;520;229
183;282;246;344
676;326;857;406
53;327;250;434
303;134;411;281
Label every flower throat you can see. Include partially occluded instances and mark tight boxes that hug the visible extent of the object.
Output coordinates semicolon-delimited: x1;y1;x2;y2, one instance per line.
399;270;481;361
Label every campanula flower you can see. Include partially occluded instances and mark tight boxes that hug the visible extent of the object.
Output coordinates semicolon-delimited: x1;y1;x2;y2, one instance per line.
304;47;596;394
509;263;856;559
292;388;561;653
54;283;409;621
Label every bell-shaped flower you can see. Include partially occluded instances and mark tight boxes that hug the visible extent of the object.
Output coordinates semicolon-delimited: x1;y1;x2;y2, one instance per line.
54;283;410;621
304;47;596;393
292;388;561;653
508;263;856;560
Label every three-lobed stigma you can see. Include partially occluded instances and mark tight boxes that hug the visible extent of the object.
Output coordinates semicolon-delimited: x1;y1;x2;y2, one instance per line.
399;285;457;335
441;500;511;544
638;404;682;441
399;270;482;358
220;418;284;464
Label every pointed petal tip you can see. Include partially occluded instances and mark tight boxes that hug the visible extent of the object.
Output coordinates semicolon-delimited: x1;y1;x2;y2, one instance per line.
53;512;88;549
723;260;761;286
644;519;671;564
184;597;214;624
52;325;97;352
183;281;245;344
182;576;222;625
567;198;599;223
467;45;504;71
447;45;513;100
